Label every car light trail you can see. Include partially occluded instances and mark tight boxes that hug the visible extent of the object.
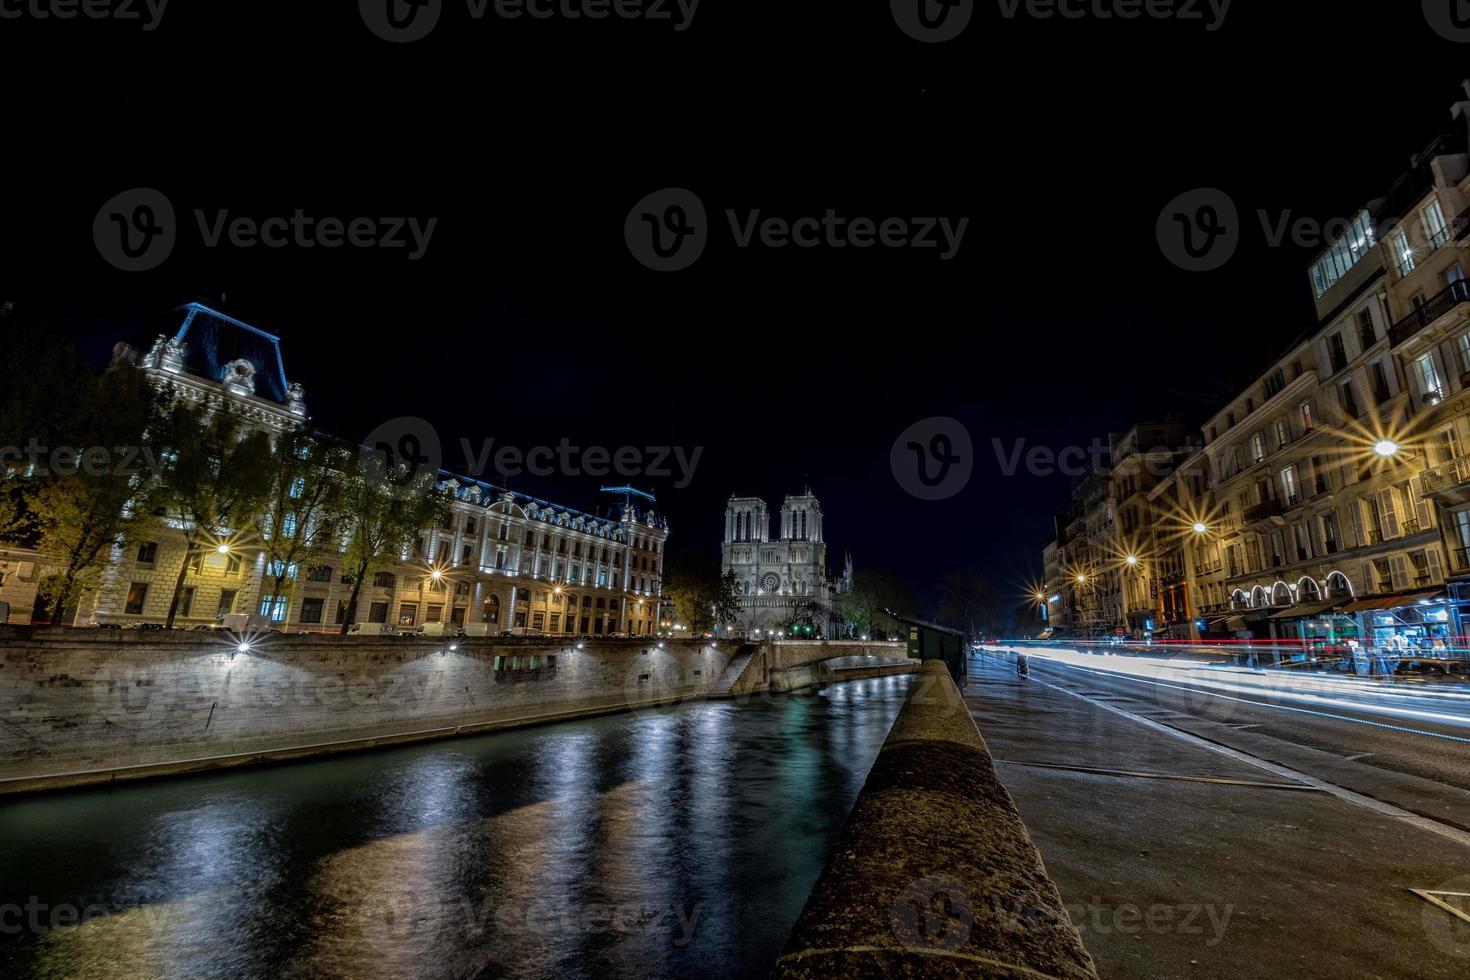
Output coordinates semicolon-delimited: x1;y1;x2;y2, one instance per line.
985;645;1470;744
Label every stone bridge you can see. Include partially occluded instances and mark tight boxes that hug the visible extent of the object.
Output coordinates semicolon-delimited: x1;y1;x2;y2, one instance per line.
710;640;916;696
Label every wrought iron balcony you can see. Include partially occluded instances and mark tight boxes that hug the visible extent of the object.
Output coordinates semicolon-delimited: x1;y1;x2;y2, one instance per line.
1421;454;1470;506
1389;278;1470;348
1243;498;1285;526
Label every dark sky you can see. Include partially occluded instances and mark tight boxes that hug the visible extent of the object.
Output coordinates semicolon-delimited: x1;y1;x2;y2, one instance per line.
3;2;1468;611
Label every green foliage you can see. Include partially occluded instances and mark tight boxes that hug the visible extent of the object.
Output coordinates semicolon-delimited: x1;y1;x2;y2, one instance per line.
18;365;164;624
336;449;451;634
840;567;919;638
255;430;352;618
153;397;275;626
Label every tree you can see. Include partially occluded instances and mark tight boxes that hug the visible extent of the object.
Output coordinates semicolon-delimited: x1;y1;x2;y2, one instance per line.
154;397;275;628
254;430;350;625
841;568;919;639
23;366;163;624
0;304;89;543
661;550;740;633
336;448;450;635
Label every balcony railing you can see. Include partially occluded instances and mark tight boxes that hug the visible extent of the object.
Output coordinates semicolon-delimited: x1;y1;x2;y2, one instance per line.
1389;278;1470;347
1422;455;1470;495
1455;547;1470;571
1244;498;1284;524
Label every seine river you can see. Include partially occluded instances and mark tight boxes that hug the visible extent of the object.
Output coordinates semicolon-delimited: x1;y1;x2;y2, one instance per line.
0;676;911;980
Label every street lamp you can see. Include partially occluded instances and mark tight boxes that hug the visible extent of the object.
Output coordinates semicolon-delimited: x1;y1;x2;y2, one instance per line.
1192;522;1209;535
1125;555;1140;567
217;543;232;555
1374;439;1402;459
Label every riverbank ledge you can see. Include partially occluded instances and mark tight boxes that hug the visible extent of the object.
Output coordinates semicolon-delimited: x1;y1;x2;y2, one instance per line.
772;660;1099;979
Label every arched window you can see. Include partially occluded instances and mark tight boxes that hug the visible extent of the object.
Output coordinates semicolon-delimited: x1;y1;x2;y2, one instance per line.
1272;582;1293;606
1250;585;1268;608
1325;571;1353;599
1298;577;1322;602
373;571;396;589
483;595;500;624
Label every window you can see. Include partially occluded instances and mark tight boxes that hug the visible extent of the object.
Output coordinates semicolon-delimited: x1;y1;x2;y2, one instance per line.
1369;361;1391;404
398;603;418;626
259;595;288;622
531;611;545;631
1280;465;1300;505
1339;380;1360;419
1327;333;1348;373
136;542;158;564
217;589;237;618
1321;512;1340;554
1273;419;1290;449
335;600;348;625
1311;211;1376;297
373;571;396;588
1417;353;1444;404
125;582;148;615
301;597;324;624
1311;455;1331;495
1393;230;1415;277
1357;309;1376;349
1293;522;1313;560
1423;200;1448;248
426;604;444;623
1458;330;1470;376
369;601;389;623
1298;400;1315;431
289;476;306;499
226;554;241;576
307;564;333;582
549;613;560;632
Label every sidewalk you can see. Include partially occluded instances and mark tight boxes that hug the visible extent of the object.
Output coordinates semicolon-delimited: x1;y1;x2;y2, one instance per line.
966;653;1470;979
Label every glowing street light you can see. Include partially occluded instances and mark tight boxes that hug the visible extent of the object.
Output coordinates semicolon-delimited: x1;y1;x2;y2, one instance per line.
1192;522;1209;535
1373;439;1402;459
1076;574;1088;585
1125;555;1140;566
217;543;232;555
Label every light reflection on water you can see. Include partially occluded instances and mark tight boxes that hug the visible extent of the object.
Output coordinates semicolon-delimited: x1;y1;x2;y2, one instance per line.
0;676;912;980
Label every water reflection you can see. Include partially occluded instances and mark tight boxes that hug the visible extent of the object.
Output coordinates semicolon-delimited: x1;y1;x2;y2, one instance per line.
0;676;911;980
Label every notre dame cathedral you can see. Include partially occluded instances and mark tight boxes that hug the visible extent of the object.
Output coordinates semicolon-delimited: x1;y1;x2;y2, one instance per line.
721;491;853;637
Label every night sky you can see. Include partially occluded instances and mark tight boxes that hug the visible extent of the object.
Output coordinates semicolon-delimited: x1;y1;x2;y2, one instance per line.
3;3;1468;610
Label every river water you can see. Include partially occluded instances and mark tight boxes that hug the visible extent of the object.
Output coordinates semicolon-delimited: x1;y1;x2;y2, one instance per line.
0;675;912;980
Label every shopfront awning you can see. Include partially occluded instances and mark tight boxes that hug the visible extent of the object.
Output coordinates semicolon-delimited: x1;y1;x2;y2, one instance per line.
1267;600;1344;620
1339;589;1447;613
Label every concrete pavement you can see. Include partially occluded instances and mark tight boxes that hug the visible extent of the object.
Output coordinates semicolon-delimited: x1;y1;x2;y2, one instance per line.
966;651;1470;979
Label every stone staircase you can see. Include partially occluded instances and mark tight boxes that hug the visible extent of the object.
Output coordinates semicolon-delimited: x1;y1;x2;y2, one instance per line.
710;643;761;696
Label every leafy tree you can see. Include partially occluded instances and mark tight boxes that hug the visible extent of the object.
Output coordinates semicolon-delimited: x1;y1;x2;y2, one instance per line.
0;304;89;542
23;366;164;624
337;449;450;635
841;568;918;639
663;551;743;634
254;430;351;624
154;397;275;628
